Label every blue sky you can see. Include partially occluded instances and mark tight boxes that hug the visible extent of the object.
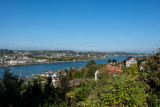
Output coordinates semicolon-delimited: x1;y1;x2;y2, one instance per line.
0;0;160;53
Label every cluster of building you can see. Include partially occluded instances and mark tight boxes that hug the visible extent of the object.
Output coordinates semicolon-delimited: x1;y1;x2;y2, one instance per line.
24;69;86;88
23;71;59;87
0;56;49;66
38;71;67;87
0;50;106;66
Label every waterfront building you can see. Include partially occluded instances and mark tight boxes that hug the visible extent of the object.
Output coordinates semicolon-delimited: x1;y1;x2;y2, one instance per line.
8;60;18;65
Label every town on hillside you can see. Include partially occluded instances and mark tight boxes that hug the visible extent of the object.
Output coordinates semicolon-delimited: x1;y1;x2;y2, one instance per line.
0;49;146;67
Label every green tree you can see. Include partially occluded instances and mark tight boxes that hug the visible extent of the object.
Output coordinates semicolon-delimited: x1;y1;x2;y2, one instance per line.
128;64;139;78
60;75;70;93
22;79;45;107
66;72;149;106
86;65;97;78
44;77;56;105
112;59;117;63
107;59;111;63
141;52;160;106
0;68;24;107
86;59;96;67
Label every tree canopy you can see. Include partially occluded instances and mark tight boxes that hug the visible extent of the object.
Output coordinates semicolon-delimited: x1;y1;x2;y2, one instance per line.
86;59;96;67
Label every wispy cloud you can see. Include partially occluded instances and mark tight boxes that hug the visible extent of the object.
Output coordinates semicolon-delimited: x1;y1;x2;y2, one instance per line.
119;38;123;41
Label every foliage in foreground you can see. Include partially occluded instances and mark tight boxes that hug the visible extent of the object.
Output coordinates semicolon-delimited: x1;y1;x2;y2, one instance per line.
66;72;149;106
0;70;66;107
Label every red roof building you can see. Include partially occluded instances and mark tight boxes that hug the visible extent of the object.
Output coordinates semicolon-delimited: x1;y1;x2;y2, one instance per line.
97;63;122;76
95;64;122;80
105;64;122;72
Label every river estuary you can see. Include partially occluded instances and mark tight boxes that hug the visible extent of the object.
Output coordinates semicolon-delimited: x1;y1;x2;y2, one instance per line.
0;56;129;77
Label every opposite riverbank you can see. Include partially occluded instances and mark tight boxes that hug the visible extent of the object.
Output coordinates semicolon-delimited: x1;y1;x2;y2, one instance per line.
0;56;130;77
0;58;105;68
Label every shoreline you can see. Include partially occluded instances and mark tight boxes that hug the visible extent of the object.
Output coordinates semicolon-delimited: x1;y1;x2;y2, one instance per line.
0;58;105;68
0;56;131;78
0;55;142;68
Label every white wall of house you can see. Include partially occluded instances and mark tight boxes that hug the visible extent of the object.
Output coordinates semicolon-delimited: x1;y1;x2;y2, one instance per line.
17;61;26;64
126;58;137;67
9;60;18;65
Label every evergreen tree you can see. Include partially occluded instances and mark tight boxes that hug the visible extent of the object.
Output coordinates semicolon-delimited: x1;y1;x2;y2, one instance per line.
23;79;45;107
0;68;24;107
44;77;56;105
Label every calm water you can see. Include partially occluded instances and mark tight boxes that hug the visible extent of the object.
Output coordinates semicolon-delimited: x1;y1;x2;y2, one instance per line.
0;56;128;77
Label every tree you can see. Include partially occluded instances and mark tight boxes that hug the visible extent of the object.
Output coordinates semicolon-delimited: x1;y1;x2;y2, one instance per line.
128;64;139;78
86;65;97;78
0;68;24;107
22;79;45;107
86;60;96;67
112;59;117;63
67;67;78;80
66;72;148;106
107;59;111;63
44;77;55;105
60;75;70;92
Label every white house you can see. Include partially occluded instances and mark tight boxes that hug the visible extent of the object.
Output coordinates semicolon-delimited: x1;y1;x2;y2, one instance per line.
126;57;137;67
36;59;46;63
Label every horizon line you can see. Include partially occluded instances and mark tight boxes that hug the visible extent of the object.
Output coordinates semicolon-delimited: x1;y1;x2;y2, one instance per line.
0;48;156;54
